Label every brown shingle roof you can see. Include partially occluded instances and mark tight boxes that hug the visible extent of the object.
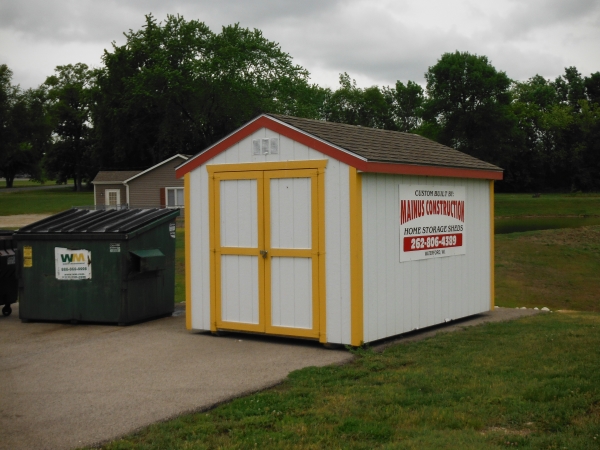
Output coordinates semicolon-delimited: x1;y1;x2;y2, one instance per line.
92;171;142;183
268;114;502;172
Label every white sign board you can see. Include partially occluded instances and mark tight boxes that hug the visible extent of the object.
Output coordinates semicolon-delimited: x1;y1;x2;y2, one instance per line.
399;185;466;262
55;247;92;280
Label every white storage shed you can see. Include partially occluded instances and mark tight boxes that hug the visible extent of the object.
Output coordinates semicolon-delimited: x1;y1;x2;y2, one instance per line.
176;114;503;346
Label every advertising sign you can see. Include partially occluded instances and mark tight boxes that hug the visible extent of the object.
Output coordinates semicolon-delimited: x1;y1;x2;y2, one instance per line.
399;185;466;262
55;247;92;280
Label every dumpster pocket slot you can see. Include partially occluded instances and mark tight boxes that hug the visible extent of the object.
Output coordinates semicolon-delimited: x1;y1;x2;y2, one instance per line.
130;249;165;273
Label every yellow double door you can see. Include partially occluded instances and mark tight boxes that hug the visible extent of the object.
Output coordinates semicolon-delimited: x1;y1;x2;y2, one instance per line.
210;163;326;340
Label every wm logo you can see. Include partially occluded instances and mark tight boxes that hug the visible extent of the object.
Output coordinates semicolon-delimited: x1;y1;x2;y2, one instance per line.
60;253;85;263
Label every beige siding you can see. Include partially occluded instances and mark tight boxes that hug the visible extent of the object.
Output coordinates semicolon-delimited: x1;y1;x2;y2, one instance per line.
95;184;126;206
127;157;185;207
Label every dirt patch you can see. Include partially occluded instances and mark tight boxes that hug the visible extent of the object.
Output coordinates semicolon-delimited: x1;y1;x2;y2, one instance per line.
482;426;534;436
0;214;50;228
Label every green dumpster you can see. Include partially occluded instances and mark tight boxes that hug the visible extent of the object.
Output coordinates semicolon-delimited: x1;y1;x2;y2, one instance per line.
0;230;18;316
14;208;180;325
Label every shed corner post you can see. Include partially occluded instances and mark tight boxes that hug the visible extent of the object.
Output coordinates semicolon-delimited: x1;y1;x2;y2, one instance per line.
184;173;192;330
318;166;327;344
490;179;495;311
349;166;364;347
207;168;217;332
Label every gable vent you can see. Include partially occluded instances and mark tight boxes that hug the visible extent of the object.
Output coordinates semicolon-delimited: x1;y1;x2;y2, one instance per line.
252;138;279;155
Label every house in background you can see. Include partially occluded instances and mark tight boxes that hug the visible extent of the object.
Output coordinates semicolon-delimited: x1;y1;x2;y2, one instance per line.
92;154;189;208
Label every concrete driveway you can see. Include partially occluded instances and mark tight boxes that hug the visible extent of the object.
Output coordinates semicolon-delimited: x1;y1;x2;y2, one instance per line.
0;303;351;450
0;304;541;450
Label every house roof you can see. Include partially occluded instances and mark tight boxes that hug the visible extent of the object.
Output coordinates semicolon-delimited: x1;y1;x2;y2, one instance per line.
92;154;189;185
268;114;501;172
123;154;189;183
92;171;142;183
176;114;503;180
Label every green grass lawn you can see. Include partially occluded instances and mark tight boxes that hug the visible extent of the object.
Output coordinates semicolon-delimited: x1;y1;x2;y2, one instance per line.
0;187;93;215
0;179;64;189
98;312;600;449
495;193;600;217
495;225;600;312
98;225;600;449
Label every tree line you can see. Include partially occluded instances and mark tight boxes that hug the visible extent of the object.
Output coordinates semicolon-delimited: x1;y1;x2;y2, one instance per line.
1;14;599;192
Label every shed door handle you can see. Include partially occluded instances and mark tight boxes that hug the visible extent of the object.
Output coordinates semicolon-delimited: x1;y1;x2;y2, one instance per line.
260;250;268;259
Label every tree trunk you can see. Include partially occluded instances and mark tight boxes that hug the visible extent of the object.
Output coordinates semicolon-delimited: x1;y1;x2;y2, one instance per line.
6;174;14;188
74;175;83;192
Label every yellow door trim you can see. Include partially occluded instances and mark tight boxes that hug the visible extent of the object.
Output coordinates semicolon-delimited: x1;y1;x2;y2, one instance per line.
490;180;495;310
349;166;364;347
207;160;327;174
317;167;327;343
184;173;192;330
208;172;217;331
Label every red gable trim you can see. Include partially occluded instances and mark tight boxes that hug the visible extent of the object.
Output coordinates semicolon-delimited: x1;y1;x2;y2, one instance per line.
363;162;503;180
175;115;503;180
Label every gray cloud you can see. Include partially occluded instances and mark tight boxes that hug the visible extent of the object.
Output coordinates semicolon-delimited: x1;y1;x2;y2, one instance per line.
495;0;600;39
0;0;343;43
1;0;599;91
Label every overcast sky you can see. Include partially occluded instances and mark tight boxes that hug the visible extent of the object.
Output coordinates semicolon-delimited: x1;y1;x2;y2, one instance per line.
2;0;599;91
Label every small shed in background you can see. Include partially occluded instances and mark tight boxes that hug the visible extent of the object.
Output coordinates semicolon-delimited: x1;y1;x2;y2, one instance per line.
176;114;503;346
92;154;189;208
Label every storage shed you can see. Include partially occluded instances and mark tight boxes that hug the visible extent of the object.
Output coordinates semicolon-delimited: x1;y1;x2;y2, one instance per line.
175;114;503;346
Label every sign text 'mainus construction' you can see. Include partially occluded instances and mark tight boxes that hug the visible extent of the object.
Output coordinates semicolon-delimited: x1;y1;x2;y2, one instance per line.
399;185;466;262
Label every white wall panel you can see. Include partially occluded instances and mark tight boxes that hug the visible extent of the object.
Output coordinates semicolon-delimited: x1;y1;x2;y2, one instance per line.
271;257;312;329
220;255;259;324
220;179;258;248
189;168;209;330
362;174;491;343
324;157;351;344
189;127;352;344
270;177;311;249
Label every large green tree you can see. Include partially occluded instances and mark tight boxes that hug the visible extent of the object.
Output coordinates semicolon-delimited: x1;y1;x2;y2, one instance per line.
0;65;50;187
93;14;320;170
323;73;396;129
44;63;96;191
423;51;522;181
388;80;424;133
323;73;427;132
511;75;571;190
509;68;600;192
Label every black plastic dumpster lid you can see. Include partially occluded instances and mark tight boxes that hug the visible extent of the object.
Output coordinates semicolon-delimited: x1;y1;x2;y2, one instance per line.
15;208;179;234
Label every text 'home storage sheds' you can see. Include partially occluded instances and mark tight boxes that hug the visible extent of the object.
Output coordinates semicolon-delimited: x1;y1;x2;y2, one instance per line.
176;114;503;346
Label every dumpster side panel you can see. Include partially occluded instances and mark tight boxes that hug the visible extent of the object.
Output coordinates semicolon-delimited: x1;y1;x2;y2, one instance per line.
124;219;176;322
0;232;18;311
18;239;122;322
0;256;18;306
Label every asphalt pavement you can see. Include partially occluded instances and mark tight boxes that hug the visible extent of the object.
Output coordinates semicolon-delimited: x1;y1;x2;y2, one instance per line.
0;304;541;450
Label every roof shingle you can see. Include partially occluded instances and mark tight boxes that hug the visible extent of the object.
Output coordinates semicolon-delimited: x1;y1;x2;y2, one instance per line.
268;114;502;172
92;171;142;183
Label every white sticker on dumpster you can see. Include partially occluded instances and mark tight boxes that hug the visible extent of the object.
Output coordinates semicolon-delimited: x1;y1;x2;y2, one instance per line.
399;185;466;262
55;248;92;280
